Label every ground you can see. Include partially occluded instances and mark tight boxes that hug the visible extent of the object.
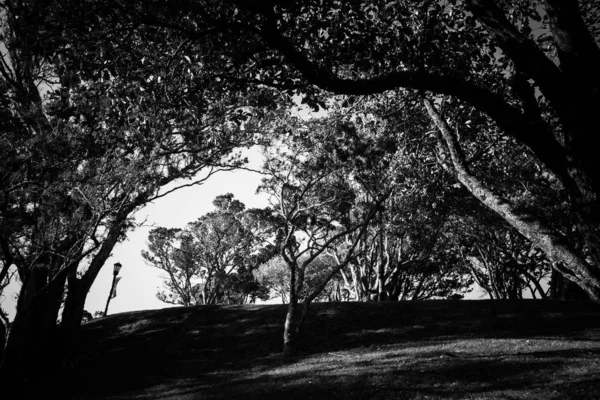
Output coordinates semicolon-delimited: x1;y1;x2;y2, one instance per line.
60;300;600;399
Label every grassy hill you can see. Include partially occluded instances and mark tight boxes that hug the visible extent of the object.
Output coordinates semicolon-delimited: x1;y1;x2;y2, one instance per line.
61;300;600;399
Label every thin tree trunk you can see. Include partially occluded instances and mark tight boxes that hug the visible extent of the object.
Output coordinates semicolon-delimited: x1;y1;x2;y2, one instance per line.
349;263;362;301
376;227;387;301
282;252;303;356
282;300;307;357
0;318;6;367
280;195;388;356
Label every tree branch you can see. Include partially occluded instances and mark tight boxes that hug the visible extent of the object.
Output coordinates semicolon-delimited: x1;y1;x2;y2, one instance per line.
251;11;568;184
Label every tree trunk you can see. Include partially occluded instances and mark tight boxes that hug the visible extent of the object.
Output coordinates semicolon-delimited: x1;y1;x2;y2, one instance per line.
424;98;600;302
282;301;307;357
59;276;88;365
349;263;363;301
53;224;123;382
549;269;588;300
1;265;67;392
376;272;386;301
376;227;387;301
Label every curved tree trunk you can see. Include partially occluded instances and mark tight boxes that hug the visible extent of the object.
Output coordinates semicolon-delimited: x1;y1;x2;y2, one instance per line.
549;269;588;300
424;98;600;302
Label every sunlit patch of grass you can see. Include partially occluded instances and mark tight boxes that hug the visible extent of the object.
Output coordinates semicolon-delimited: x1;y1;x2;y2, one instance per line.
116;319;154;335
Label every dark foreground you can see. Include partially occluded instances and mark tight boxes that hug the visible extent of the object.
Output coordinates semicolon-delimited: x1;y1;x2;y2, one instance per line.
59;300;600;399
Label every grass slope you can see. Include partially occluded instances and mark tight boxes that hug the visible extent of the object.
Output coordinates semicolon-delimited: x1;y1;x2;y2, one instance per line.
64;300;600;399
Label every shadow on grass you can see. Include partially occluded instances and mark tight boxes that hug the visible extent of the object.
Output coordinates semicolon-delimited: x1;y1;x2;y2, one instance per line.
62;300;600;399
76;354;597;400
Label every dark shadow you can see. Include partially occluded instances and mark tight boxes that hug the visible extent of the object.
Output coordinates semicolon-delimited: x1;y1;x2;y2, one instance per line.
57;300;600;399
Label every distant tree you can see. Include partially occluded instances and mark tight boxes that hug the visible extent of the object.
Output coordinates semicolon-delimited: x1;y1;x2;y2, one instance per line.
143;228;198;306
255;253;345;303
142;195;273;306
341;188;472;302
452;211;552;300
255;256;290;304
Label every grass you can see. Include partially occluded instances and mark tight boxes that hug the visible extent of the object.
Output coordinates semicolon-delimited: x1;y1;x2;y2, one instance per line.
60;300;600;399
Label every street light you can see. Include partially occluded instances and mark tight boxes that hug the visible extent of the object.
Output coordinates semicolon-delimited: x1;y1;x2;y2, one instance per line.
104;262;123;316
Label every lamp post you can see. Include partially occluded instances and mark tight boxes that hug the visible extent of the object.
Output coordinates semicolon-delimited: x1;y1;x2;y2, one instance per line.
104;262;122;316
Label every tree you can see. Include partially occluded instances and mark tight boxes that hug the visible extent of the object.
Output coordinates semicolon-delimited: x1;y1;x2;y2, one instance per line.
142;195;272;306
142;227;201;306
255;253;347;303
297;94;474;303
422;96;596;300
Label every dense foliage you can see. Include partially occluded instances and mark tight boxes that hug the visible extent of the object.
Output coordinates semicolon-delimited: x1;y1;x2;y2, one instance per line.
2;0;600;393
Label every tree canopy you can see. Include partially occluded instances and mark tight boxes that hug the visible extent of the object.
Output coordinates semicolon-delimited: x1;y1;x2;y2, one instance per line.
142;194;273;306
2;0;600;391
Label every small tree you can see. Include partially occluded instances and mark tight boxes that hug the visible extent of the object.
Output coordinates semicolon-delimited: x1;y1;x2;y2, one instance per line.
260;119;390;356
